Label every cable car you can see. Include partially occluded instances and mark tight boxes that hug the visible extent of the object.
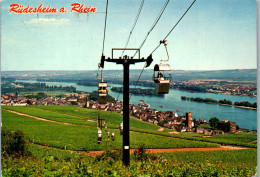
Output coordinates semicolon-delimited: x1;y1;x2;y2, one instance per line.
120;122;123;135
97;128;102;144
111;132;115;141
153;63;171;94
98;81;108;104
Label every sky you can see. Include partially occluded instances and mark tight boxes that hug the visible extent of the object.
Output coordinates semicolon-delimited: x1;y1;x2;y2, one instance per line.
0;0;257;71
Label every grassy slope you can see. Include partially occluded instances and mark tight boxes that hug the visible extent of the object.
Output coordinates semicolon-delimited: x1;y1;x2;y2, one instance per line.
2;110;218;150
1;105;257;176
4;105;160;132
3;105;257;148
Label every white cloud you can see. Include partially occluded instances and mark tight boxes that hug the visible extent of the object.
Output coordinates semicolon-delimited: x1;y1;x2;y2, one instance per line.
25;18;70;25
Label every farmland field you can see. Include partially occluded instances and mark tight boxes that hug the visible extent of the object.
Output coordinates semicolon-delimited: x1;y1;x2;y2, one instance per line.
2;105;257;148
2;143;257;177
4;105;161;132
2;109;218;150
1;105;257;176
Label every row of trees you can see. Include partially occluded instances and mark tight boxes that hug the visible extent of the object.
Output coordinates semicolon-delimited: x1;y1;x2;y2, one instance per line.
26;92;46;100
2;82;77;94
173;85;206;92
181;96;218;103
234;101;257;108
181;96;257;108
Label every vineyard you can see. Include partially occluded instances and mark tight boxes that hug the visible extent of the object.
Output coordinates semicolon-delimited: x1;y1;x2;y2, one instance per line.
2;143;257;176
2;109;218;150
2;105;257;148
1;105;257;176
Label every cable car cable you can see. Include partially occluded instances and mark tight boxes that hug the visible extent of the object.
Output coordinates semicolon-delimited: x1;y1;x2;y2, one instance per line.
121;0;145;57
129;0;170;99
150;0;196;56
131;0;196;98
163;0;196;41
132;0;170;58
129;63;146;100
97;0;109;80
102;0;109;56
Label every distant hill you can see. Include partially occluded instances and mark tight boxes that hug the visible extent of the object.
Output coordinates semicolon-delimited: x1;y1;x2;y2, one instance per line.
1;69;257;82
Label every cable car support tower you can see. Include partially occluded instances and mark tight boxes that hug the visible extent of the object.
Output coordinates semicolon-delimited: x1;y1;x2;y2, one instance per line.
99;49;153;166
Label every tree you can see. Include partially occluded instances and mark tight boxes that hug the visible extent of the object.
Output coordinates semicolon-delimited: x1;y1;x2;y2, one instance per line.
1;129;29;156
193;119;198;128
37;92;45;99
209;117;219;129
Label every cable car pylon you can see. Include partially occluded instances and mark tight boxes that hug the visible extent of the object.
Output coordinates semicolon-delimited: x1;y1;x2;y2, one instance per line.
99;48;152;166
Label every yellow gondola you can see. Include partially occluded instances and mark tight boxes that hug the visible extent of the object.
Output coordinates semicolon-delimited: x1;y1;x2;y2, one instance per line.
98;81;108;104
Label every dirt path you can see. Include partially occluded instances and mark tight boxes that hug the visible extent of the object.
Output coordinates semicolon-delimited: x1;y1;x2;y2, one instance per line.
249;140;257;143
28;141;250;157
83;146;249;157
4;109;77;126
157;127;164;132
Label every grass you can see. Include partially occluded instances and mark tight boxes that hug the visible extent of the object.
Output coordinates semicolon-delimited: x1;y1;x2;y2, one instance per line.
157;149;257;176
197;124;212;129
4;105;162;132
203;132;257;146
2;110;218;151
38;105;161;132
3;105;257;148
2;143;257;177
3;106;97;127
159;149;257;164
1;105;257;176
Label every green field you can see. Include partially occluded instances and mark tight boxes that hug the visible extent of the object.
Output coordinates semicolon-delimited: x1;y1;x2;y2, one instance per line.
3;105;257;148
182;132;257;148
2;109;218;150
4;105;161;132
2;143;257;177
1;105;257;176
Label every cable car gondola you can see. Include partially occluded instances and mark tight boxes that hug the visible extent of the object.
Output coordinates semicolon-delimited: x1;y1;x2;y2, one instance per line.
97;128;102;144
153;64;171;94
98;80;108;104
119;122;123;135
153;40;171;94
111;132;115;141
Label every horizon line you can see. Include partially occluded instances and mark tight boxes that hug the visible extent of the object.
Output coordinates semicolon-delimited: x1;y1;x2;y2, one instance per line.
1;68;257;72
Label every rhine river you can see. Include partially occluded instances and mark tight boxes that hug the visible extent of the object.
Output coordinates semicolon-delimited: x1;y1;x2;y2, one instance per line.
17;80;257;130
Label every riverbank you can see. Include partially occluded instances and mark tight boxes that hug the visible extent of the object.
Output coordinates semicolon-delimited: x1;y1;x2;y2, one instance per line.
209;103;257;110
14;79;257;130
181;96;257;111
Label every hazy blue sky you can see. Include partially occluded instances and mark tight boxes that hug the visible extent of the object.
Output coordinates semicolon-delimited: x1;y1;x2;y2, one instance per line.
1;0;257;71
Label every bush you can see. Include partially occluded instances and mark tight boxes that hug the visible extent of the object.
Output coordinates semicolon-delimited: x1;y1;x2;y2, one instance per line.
134;144;148;161
71;101;78;105
96;150;122;161
1;128;30;156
